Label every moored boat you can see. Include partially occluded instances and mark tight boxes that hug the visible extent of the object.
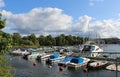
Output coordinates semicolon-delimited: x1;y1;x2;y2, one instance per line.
67;57;90;69
106;64;120;71
10;49;29;56
58;56;75;67
36;53;51;61
87;61;108;70
49;53;65;63
23;49;40;60
81;44;103;57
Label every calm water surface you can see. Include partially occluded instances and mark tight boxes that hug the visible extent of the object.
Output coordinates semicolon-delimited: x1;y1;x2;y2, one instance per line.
9;44;120;77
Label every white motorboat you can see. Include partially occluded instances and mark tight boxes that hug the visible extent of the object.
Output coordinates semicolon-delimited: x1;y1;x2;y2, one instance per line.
25;49;41;60
49;53;65;63
58;56;75;66
81;44;103;57
87;61;108;70
10;49;29;56
67;57;90;69
106;64;120;71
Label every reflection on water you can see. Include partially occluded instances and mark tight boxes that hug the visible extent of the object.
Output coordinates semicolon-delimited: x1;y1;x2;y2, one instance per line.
9;44;120;77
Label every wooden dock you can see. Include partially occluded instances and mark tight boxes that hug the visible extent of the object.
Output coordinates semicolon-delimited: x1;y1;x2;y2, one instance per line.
86;57;120;62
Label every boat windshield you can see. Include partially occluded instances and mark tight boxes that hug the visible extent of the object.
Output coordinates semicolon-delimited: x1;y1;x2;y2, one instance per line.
82;45;95;52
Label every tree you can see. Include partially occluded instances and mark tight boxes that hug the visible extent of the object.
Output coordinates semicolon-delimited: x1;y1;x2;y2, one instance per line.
12;32;21;46
0;13;6;29
28;33;39;46
0;13;13;77
38;35;45;46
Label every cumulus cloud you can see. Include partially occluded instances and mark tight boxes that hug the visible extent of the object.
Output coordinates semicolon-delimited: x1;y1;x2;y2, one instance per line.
0;0;5;7
72;15;120;38
1;7;120;38
88;19;120;38
1;7;72;35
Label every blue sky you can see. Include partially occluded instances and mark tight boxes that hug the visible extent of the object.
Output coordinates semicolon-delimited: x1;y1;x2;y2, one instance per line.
1;0;120;38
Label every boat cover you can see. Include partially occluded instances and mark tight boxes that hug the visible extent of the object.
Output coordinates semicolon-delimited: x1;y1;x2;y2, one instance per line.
70;57;84;64
60;56;74;62
50;53;59;59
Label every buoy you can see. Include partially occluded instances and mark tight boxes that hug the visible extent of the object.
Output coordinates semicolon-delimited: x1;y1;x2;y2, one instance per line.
59;66;64;71
33;62;37;66
83;68;88;73
48;65;52;68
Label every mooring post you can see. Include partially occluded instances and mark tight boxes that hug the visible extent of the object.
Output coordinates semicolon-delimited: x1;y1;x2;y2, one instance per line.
115;57;118;77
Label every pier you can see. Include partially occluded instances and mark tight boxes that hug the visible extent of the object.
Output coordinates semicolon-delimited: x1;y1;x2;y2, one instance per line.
77;52;120;77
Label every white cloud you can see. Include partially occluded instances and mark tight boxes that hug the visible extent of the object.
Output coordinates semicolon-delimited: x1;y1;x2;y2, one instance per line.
1;7;120;38
1;7;72;35
72;15;120;38
0;0;5;7
89;0;104;6
72;15;92;33
88;19;120;38
118;13;120;17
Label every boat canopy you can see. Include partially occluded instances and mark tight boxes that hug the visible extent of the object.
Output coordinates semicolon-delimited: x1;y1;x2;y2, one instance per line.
70;58;84;64
82;45;96;52
29;49;38;54
60;56;74;62
50;53;59;59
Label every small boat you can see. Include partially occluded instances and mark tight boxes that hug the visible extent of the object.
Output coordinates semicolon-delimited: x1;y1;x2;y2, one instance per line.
27;51;40;59
67;57;90;69
58;56;75;67
49;53;65;63
106;64;120;71
10;49;29;56
87;61;108;70
23;49;40;60
36;53;51;61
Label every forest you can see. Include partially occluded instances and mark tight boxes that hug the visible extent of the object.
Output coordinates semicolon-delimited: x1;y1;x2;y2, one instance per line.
11;32;120;48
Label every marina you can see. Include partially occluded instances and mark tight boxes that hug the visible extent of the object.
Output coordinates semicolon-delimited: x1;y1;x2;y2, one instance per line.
8;44;120;77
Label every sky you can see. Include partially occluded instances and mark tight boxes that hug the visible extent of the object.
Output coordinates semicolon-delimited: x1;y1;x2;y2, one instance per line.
1;0;120;38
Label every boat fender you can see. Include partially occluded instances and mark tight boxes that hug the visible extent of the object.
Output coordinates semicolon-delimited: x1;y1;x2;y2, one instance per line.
33;62;37;66
83;68;88;73
59;66;64;71
48;65;52;68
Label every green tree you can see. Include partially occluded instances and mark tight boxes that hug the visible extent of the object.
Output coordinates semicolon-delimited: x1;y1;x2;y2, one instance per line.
28;33;39;46
38;35;46;46
0;13;5;29
45;35;55;46
0;13;13;77
12;32;21;46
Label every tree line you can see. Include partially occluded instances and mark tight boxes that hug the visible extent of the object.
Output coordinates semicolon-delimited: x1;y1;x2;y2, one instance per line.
12;33;89;48
12;32;120;48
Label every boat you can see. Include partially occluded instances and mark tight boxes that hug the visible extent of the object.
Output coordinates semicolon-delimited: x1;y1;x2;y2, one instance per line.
106;64;120;71
87;61;108;70
58;56;75;67
49;53;65;63
23;49;40;60
67;57;90;69
10;49;29;56
36;53;51;61
81;44;103;57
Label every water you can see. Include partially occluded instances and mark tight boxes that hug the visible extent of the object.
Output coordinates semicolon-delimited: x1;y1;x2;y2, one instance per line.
9;44;120;77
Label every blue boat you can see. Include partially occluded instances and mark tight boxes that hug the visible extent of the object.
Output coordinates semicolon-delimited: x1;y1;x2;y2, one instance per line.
58;56;75;66
67;57;90;69
49;53;65;62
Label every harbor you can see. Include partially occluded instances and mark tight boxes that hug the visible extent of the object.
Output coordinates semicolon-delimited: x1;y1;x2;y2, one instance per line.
9;44;120;77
